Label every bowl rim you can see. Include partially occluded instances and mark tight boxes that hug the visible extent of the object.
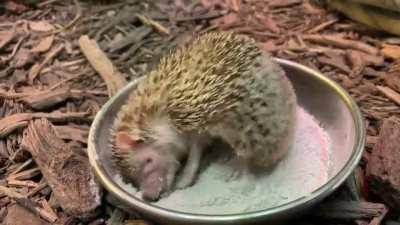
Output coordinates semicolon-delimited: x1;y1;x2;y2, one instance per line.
87;58;366;222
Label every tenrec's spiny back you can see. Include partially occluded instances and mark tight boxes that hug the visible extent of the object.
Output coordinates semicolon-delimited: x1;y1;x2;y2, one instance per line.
115;32;263;134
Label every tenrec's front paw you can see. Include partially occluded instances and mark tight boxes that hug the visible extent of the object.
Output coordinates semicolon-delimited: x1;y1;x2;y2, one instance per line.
225;169;243;182
175;177;194;190
159;189;173;199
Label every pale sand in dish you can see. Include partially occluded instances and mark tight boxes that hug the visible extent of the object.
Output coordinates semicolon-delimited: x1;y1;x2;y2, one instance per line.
114;106;331;215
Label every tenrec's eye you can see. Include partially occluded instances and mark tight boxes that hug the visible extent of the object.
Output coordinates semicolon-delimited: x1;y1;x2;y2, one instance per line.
146;158;152;164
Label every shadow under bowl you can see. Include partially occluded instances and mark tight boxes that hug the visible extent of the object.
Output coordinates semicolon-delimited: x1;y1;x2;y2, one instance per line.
87;58;365;225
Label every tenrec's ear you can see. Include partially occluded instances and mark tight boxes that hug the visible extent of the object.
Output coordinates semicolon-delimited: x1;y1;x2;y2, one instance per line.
115;132;141;151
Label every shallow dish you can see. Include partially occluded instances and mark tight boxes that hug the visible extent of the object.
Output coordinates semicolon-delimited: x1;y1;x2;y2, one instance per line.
88;58;365;225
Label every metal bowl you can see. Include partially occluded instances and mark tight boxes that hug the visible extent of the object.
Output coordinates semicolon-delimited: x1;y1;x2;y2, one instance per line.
88;58;365;225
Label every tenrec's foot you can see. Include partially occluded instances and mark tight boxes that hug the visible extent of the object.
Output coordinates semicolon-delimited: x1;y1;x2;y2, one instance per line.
225;157;249;182
175;174;196;189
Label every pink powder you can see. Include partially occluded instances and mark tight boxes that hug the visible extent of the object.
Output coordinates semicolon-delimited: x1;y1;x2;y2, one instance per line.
295;106;330;191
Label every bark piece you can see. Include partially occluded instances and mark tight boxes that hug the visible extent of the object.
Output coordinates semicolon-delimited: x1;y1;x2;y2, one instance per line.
30;35;54;53
0;29;16;50
8;179;39;188
3;204;49;225
376;86;400;105
384;70;400;92
21;118;102;219
0;111;89;138
315;200;387;220
0;185;57;223
136;15;170;35
8;167;40;180
54;125;89;144
78;35;127;97
29;21;55;32
381;44;400;59
269;0;302;8
366;117;400;209
303;34;379;55
21;88;72;110
28;44;64;83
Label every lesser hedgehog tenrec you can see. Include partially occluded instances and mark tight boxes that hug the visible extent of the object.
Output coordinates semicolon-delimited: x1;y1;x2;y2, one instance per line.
111;31;297;201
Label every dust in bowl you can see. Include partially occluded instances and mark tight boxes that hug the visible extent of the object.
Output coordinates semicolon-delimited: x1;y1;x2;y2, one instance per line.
116;106;332;215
